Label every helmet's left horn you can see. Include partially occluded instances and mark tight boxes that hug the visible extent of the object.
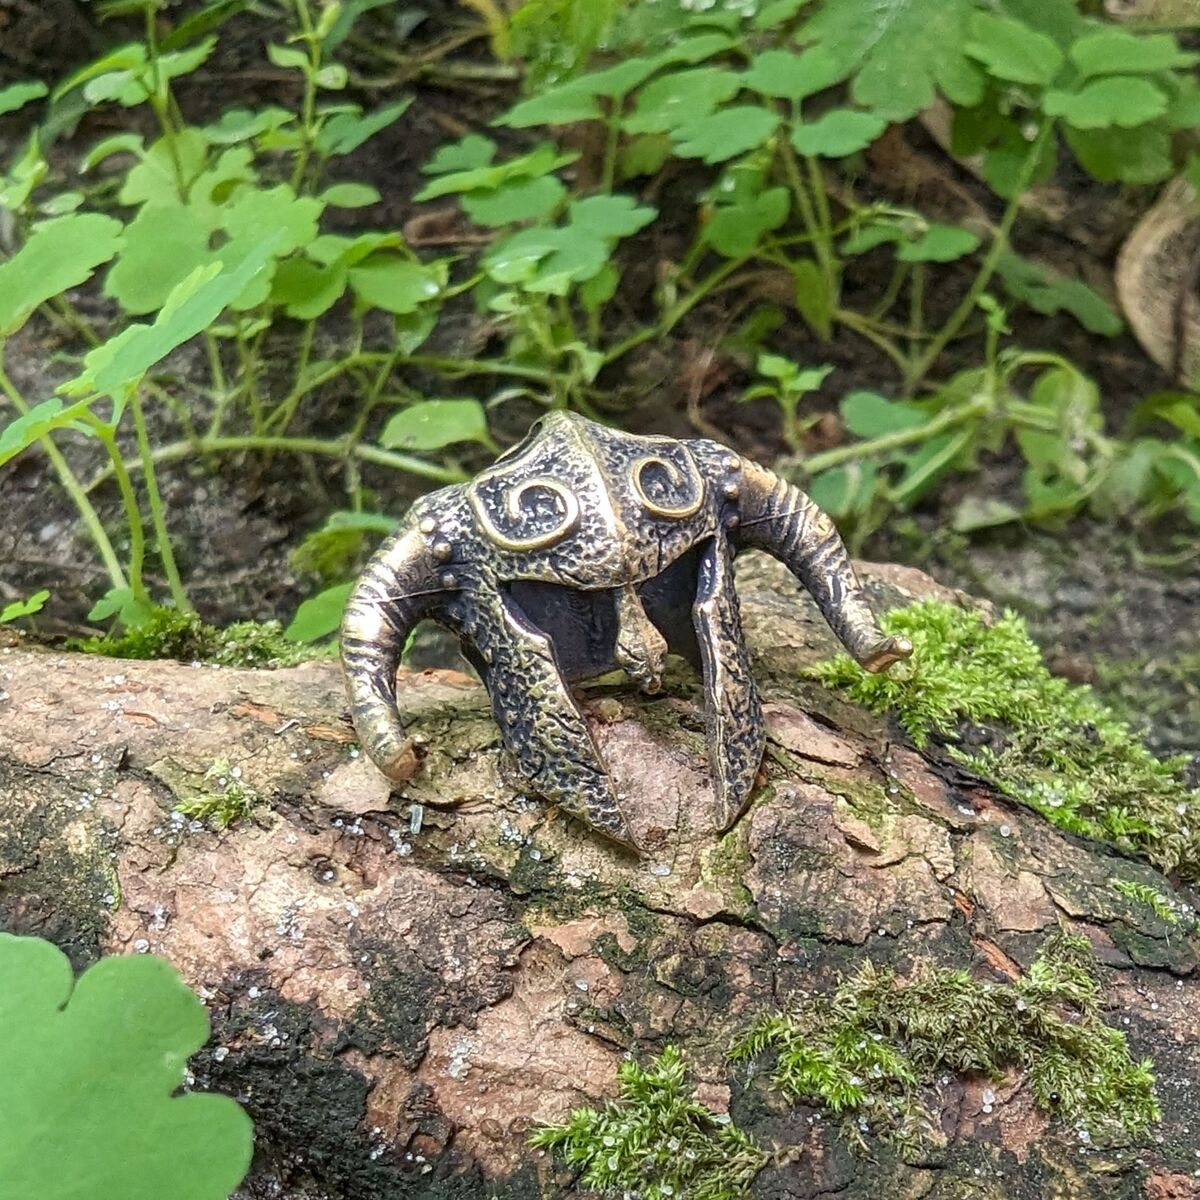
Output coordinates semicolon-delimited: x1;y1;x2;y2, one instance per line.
341;519;439;781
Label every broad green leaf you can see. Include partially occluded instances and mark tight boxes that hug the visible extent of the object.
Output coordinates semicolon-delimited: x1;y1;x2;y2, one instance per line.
221;184;323;255
0;399;95;469
896;223;980;262
578;57;664;98
461;175;566;226
316;98;412;156
119;129;209;206
754;0;812;28
104;204;211;315
798;0;982;120
38;192;84;216
705;187;789;257
423;134;497;174
568;194;657;238
203;106;295;145
316;63;349;90
1044;78;1168;131
0;213;123;336
952;494;1022;531
1065;125;1174;184
160;0;252;51
840;391;926;437
995;252;1123;336
965;14;1064;87
188;147;258;231
0;589;50;623
792;256;831;340
307;231;405;267
291;509;397;581
413;145;575;202
621;134;673;179
319;182;381;208
892;430;969;505
270;258;348;320
841;221;903;255
791;109;886;157
742;47;843;101
623;67;743;134
68;236;282;398
266;42;309;70
395;308;439;354
87;586;153;627
285;582;353;643
0;82;47;117
1070;30;1197;79
500;80;604;128
53;44;146;100
381;398;491;451
348;256;444;313
579;263;620;313
672;106;780;164
659;32;735;64
808;461;877;519
0;933;253;1200
80;132;145;171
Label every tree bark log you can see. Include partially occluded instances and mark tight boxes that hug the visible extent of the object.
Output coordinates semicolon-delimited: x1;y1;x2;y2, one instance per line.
1;556;1197;1200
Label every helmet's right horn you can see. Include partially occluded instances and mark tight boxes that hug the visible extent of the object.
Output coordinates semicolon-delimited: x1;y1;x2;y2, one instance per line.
733;459;912;672
341;520;441;779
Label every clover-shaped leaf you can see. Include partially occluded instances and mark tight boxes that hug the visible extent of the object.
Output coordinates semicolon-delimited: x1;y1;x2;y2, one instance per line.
0;933;253;1200
743;47;843;101
791;109;886;157
1070;29;1197;79
348;255;445;314
104;203;211;316
423;134;497;174
705;187;789;257
623;67;743;134
1044;78;1168;131
461;175;566;227
965;13;1064;87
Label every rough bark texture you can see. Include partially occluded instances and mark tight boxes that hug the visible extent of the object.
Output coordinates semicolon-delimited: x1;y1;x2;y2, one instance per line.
1;555;1197;1200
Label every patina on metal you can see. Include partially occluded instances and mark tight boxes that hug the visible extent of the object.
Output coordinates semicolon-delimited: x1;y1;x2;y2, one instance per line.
341;413;912;849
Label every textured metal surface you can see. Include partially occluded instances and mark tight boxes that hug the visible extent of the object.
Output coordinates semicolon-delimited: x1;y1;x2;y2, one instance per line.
341;412;911;849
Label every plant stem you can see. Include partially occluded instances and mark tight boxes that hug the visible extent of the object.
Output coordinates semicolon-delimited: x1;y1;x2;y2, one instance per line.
290;0;321;192
601;105;622;194
89;418;150;604
834;308;910;375
0;354;128;591
131;388;191;612
906;121;1054;391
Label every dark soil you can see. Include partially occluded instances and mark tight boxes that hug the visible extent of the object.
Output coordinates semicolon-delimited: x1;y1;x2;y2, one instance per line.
1;1;1197;753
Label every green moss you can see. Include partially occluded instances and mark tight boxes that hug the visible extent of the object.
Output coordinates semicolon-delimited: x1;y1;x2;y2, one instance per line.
531;1045;767;1200
71;607;326;667
174;759;262;829
809;600;1199;878
730;930;1159;1157
1110;878;1185;926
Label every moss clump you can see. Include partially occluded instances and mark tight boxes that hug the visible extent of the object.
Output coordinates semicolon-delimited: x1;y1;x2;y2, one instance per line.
809;600;1199;878
531;1045;767;1200
71;607;325;667
730;930;1158;1157
175;759;262;829
1110;878;1188;926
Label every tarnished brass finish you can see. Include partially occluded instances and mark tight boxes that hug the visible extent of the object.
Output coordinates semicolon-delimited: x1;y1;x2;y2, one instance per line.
342;413;911;849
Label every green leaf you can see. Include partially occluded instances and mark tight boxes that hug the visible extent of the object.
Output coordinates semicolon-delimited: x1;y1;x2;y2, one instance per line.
1044;78;1167;131
381;398;491;451
1070;30;1197;79
754;0;813;28
808;461;877;519
319;182;381;208
395;307;439;354
705;187;789;257
568;194;657;238
104;204;211;316
68;236;282;398
840;391;926;437
87;586;154;627
348;256;444;313
266;42;309;70
0;213;124;336
413;145;575;202
53;44;147;101
995;252;1123;336
0;81;48;117
316;98;412;156
424;134;497;174
0;590;50;623
623;67;743;134
1065;125;1173;184
316;63;349;90
80;132;145;172
892;430;969;505
620;134;673;179
461;175;566;226
966;13;1064;87
952;494;1022;531
798;0;982;120
672;106;780;164
160;0;252;52
0;399;95;469
498;79;605;128
119;129;209;205
270;257;348;320
285;583;353;643
579;263;620;313
221;184;323;255
743;47;843;101
791;109;886;157
896;223;980;262
0;933;252;1200
203;106;295;145
792;256;831;340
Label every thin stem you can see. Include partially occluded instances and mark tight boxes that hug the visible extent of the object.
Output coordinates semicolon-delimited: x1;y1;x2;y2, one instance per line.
834;308;910;375
290;0;321;191
131;389;191;612
89;418;149;603
601;104;622;195
0;353;127;591
906;121;1054;390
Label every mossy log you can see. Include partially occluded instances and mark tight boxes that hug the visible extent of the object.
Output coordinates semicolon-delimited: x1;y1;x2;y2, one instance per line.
2;556;1198;1200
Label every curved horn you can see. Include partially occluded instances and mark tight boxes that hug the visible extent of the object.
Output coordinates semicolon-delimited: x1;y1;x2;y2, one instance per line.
341;519;442;779
734;459;912;672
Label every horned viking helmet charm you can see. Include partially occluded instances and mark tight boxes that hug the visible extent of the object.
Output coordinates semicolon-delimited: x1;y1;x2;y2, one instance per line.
341;413;911;849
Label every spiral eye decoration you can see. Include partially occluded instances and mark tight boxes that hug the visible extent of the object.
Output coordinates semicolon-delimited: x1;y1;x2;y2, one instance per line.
471;476;580;551
631;453;704;519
